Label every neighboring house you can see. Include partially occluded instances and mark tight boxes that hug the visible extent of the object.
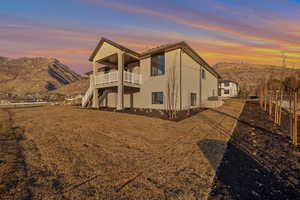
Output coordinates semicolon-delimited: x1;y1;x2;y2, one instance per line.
218;80;239;97
82;38;221;110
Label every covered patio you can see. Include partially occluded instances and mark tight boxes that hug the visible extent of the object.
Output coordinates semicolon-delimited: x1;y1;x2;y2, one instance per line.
89;38;141;110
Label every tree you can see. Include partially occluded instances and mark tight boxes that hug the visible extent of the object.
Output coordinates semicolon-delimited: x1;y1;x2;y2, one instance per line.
166;53;179;119
283;76;300;146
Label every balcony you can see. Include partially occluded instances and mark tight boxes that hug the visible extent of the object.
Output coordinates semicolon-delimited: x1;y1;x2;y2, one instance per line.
94;71;142;88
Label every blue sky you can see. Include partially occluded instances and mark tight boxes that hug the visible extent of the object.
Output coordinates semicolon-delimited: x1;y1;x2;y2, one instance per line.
1;0;300;73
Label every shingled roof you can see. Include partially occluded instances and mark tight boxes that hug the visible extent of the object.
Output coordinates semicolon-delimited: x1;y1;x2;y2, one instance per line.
89;37;140;62
89;37;221;78
140;42;184;56
219;79;239;85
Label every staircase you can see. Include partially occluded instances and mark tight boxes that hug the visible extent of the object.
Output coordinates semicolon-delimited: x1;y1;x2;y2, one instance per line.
82;86;93;108
82;87;110;108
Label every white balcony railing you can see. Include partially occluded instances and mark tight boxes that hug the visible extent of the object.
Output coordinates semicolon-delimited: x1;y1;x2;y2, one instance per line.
123;71;142;85
94;71;141;85
95;71;118;84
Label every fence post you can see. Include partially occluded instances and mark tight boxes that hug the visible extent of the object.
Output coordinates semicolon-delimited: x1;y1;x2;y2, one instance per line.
290;92;293;141
293;91;298;146
275;90;278;123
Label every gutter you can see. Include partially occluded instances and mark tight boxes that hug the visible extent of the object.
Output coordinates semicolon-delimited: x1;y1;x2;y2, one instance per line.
180;49;182;110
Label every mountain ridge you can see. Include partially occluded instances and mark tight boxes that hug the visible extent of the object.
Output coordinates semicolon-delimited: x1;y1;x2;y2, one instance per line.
0;56;82;100
213;62;300;95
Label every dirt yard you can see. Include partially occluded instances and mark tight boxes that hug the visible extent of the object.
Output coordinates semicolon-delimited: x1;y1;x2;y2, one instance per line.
0;99;245;200
209;102;300;200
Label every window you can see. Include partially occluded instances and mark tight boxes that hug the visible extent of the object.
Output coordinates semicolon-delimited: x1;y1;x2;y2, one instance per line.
191;93;197;106
152;92;164;104
224;82;230;87
201;69;206;80
151;53;165;76
224;89;230;94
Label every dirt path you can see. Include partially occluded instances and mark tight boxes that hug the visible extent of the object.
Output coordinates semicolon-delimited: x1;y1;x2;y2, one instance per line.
0;109;32;199
209;102;300;200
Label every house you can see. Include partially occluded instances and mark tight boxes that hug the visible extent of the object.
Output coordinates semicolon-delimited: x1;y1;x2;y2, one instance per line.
218;80;239;97
82;38;221;110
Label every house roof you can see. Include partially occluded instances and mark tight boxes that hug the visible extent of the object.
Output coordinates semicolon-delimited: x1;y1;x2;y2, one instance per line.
219;80;239;85
140;42;184;56
89;37;140;61
139;41;221;78
89;37;221;78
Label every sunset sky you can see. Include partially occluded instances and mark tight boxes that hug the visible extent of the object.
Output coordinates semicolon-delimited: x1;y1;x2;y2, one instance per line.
1;0;300;74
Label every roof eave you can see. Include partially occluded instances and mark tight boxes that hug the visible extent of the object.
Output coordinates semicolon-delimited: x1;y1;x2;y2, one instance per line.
180;43;222;79
88;37;140;62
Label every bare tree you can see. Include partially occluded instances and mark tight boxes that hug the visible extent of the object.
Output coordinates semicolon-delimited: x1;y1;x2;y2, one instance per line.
283;76;300;146
166;53;179;119
259;79;264;109
277;53;287;125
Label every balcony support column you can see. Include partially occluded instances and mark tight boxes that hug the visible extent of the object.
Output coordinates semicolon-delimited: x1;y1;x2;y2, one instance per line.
92;61;99;108
117;51;124;110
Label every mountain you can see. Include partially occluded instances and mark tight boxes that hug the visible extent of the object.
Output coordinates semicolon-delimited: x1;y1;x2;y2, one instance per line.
213;62;300;95
0;57;82;100
49;79;89;97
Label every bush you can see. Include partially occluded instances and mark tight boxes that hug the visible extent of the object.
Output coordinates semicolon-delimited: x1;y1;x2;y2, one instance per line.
239;90;249;99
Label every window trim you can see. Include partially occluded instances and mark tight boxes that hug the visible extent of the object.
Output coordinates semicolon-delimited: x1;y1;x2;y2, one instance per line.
152;91;164;104
191;93;197;106
151;53;165;76
224;89;230;94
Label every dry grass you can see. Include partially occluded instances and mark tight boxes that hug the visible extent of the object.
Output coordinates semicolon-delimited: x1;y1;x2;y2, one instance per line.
0;99;245;199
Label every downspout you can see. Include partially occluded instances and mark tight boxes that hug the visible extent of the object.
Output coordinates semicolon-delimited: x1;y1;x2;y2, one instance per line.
92;61;98;108
180;49;182;110
199;65;202;107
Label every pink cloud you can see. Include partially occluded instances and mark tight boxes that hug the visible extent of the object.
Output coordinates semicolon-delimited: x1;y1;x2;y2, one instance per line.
85;0;300;46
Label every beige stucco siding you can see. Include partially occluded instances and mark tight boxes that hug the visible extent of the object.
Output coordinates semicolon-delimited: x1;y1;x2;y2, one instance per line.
201;67;218;101
105;92;117;107
181;50;218;106
132;49;181;109
181;51;201;109
124;93;134;108
93;42;120;62
100;91;134;108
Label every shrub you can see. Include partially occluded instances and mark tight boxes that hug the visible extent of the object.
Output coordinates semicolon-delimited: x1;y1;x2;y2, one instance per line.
239;90;249;99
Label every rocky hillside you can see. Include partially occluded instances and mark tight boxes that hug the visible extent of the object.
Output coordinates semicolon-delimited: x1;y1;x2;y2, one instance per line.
213;62;300;95
49;79;89;97
0;56;82;100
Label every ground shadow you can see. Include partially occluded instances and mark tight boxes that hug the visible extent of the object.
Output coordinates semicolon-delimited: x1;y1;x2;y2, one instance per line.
208;141;299;200
208;105;286;138
45;81;57;91
197;139;227;170
206;102;300;200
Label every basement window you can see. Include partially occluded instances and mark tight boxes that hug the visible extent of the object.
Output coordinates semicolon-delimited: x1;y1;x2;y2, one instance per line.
191;93;197;106
152;92;164;104
151;53;165;76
